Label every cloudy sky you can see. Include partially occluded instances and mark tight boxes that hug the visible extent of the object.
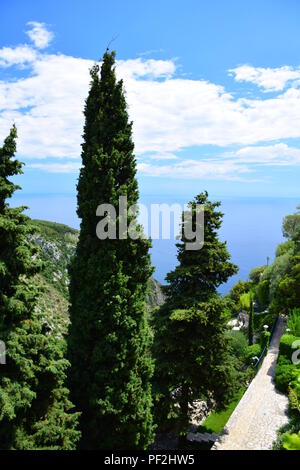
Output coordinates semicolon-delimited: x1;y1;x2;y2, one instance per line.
1;0;300;201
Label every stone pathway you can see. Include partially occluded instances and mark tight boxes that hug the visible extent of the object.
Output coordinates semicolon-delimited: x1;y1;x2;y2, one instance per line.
213;316;289;450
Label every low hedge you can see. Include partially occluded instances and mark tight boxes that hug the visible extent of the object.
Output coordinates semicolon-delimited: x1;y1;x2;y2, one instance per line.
283;431;300;450
275;362;298;393
279;334;299;359
275;334;300;393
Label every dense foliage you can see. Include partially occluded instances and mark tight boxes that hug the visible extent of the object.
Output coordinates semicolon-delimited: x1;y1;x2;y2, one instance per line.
151;192;238;438
0;127;80;449
255;207;300;313
68;51;154;449
225;207;300;451
287;308;300;336
270;211;300;449
274;328;300;450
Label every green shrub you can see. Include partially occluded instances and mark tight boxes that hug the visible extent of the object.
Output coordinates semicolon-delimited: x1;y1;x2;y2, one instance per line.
279;334;299;358
259;330;271;349
249;266;267;285
275;363;298;392
256;280;270;307
287;308;300;337
277;354;293;366
273;413;300;450
245;344;262;365
229;280;251;304
239;292;251;311
226;330;248;362
283;431;300;450
276;240;294;258
261;252;292;301
289;382;300;414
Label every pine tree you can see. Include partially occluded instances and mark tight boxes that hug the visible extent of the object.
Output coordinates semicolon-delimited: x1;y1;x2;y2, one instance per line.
0;126;80;449
68;51;154;450
164;192;238;307
151;192;238;438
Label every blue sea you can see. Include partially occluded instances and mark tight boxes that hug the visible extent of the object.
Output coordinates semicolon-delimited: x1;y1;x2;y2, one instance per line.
12;193;300;295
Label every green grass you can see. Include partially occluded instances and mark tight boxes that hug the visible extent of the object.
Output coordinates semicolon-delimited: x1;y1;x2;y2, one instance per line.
198;388;245;434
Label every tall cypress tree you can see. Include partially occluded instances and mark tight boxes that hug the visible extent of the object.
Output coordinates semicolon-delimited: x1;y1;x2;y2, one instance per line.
0;126;80;449
151;192;238;438
68;51;154;450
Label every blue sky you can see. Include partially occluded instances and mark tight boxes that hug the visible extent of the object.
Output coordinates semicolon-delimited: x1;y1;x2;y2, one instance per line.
1;0;300;205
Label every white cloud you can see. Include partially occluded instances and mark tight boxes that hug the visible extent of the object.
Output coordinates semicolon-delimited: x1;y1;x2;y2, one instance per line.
0;49;179;159
117;58;176;79
136;143;300;180
28;161;81;173
1;24;300;180
233;143;300;166
137;159;254;181
230;65;300;92
0;45;37;67
146;153;178;161
26;22;53;49
0;53;93;158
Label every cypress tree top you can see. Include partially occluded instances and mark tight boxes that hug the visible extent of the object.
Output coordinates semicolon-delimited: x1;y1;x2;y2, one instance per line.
78;50;138;232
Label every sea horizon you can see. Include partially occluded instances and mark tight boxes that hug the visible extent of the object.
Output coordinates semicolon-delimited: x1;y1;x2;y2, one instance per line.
11;192;299;294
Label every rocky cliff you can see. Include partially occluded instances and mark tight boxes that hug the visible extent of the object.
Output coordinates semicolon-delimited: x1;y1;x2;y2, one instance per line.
31;219;165;320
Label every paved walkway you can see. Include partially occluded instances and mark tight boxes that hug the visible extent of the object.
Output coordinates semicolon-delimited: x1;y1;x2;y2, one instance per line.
213;316;289;450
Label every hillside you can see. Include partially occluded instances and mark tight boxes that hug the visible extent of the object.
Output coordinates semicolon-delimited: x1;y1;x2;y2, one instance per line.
31;219;165;322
